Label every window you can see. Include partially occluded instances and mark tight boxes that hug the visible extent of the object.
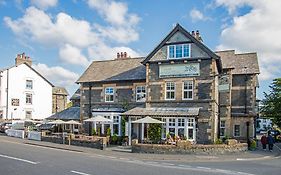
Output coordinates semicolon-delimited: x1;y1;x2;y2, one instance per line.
168;118;175;126
26;93;32;104
25;111;32;119
105;87;114;102
162;118;167;138
136;86;146;102
165;82;175;100
220;121;226;136
168;44;191;59
177;118;185;138
113;116;120;135
0;110;3;119
26;80;33;89
187;118;195;140
234;125;240;137
183;81;193;100
178;118;185;127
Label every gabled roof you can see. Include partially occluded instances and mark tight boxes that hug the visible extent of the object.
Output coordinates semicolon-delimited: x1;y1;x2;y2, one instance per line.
52;86;68;95
215;50;260;74
142;23;220;64
76;57;146;83
0;63;54;87
70;88;80;100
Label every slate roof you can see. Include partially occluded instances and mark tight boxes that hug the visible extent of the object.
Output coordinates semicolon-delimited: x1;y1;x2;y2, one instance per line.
0;63;54;87
52;86;68;95
47;107;80;120
70;88;80;100
76;57;146;83
215;50;260;74
122;107;200;117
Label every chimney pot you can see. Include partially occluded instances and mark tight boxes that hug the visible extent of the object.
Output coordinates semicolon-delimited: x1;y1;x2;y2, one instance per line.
124;52;127;58
120;52;123;58
117;52;120;58
191;31;195;37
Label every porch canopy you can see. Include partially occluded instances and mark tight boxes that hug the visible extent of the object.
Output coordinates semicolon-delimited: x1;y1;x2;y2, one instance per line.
123;107;200;145
84;115;112;123
123;107;200;116
65;120;81;133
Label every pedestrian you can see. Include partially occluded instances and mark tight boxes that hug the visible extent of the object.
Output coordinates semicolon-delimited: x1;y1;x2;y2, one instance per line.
267;134;275;152
261;134;267;150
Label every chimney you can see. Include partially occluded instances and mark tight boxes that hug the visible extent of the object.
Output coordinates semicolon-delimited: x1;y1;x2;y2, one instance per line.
116;51;130;59
15;52;32;66
195;30;203;42
191;31;195;37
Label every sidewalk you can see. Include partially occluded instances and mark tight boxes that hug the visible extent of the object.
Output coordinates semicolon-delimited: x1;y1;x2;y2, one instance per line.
1;135;280;163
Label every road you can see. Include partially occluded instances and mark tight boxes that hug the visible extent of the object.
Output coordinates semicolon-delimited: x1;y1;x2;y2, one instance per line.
0;136;281;175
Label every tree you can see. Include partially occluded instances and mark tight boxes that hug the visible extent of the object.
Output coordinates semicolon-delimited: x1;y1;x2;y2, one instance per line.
261;78;281;128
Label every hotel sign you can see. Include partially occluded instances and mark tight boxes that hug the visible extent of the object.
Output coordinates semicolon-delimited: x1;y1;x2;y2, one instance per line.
219;75;230;91
159;63;200;78
11;98;20;106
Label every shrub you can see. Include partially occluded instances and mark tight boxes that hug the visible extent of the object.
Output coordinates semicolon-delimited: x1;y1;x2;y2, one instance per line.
250;139;257;150
147;123;161;143
215;138;223;144
92;128;96;136
106;128;111;136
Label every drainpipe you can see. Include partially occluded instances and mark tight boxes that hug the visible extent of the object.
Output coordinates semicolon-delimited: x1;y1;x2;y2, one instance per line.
6;69;9;120
244;67;248;114
88;84;92;135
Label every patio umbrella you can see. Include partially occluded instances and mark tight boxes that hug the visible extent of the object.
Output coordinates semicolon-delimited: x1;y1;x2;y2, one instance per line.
84;115;112;123
48;120;66;132
65;120;81;133
132;116;164;124
132;116;164;141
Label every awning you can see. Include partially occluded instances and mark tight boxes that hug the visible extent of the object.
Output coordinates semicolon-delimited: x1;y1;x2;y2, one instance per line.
84;115;112;122
48;119;66;124
65;120;81;125
132;116;165;124
122;107;200;117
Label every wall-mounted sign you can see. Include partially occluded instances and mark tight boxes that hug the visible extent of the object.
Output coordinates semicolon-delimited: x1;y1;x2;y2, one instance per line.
159;63;200;78
219;75;229;91
11;98;20;106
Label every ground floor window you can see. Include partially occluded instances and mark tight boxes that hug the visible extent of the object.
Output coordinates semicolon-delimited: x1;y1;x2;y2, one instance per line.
234;125;240;137
92;112;122;136
220;120;226;137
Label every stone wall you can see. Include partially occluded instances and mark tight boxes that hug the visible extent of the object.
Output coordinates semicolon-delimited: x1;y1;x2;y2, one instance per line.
42;136;103;149
132;143;248;155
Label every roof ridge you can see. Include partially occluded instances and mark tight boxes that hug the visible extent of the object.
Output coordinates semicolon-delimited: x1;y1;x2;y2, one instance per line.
90;57;145;63
215;49;235;53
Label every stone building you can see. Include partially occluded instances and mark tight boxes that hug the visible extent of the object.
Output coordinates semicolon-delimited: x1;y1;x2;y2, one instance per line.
216;50;259;140
77;24;259;144
52;87;68;113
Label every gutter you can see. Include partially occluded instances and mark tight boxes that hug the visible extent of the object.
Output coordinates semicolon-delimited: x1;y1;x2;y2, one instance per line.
6;69;9;120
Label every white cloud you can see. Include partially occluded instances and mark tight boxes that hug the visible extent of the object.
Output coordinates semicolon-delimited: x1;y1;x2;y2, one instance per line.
33;63;79;87
59;44;90;67
216;0;281;81
30;0;58;9
88;43;141;60
0;0;6;6
4;7;99;48
189;8;210;22
87;0;140;43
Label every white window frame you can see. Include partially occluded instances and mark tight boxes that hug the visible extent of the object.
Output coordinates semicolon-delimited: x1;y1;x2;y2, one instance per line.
165;82;175;100
187;118;195;141
25;111;32;119
105;87;114;102
182;81;193;100
26;80;33;90
26;93;32;105
167;44;191;59
234;125;240;137
136;86;146;102
220;120;226;137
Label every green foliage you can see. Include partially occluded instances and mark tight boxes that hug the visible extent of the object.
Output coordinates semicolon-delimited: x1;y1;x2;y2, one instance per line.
121;117;126;137
67;101;73;108
106;128;111;136
261;78;281;128
147;123;162;143
215;138;223;144
111;134;118;143
92;128;96;136
250;139;257;150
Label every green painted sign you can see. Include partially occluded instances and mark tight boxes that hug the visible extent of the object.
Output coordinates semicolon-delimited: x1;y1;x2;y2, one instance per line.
159;63;200;78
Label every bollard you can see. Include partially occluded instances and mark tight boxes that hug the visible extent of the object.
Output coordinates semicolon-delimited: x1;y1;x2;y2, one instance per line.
68;135;71;146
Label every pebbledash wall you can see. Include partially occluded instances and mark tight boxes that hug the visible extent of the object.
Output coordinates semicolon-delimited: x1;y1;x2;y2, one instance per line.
0;53;53;120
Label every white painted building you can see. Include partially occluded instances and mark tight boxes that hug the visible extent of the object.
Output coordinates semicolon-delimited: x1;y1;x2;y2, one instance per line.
257;118;272;132
0;53;53;120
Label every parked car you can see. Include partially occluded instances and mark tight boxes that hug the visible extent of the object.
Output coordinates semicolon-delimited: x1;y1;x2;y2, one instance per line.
0;122;12;133
268;130;281;142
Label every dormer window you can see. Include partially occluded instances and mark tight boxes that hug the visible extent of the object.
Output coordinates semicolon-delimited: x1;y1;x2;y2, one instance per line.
168;44;191;59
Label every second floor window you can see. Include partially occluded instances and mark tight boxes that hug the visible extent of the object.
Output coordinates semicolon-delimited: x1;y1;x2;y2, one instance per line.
26;80;33;89
105;87;114;102
26;93;32;104
165;82;175;100
183;81;193;100
234;125;240;137
26;111;32;119
136;86;146;102
168;44;191;59
220;121;226;136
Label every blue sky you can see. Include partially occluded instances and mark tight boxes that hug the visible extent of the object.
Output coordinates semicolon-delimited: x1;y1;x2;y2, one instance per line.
0;0;280;99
